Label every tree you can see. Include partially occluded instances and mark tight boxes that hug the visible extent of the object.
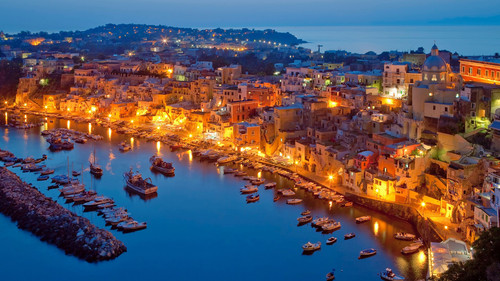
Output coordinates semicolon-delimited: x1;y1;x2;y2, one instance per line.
439;227;500;281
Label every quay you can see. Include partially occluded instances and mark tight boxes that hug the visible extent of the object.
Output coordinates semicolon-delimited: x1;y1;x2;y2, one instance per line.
0;167;126;262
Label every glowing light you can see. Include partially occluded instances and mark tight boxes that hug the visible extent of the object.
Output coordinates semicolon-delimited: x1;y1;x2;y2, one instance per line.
91;106;97;112
421;202;426;207
385;98;393;105
329;175;333;180
66;120;70;129
167;69;173;74
67;108;70;111
108;128;112;139
257;171;261;178
374;221;379;236
44;105;48;109
88;123;92;134
23;103;27;107
444;225;448;230
157;126;160;130
130;137;134;147
329;201;332;208
131;120;134;123
4;101;7;104
188;150;193;162
189;134;193;138
156;141;161;154
108;114;112;118
418;251;426;265
328;101;338;108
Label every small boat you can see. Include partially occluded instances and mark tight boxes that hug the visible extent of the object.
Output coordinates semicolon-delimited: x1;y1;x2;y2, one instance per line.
343;201;353;207
301;210;311;216
37;175;49;181
217;155;238;164
251;178;265;185
286;198;303;205
5;162;14;167
40;169;55;175
83;196;114;208
118;220;147;231
344;233;356;240
297;215;313;224
223;168;237;174
119;141;131;152
322;221;341;232
90;162;103;177
359;248;377;258
124;169;158;195
246;194;260;203
326;270;335;281
264;182;277;189
72;170;81;177
302;241;321;252
380;268;405;281
394;232;416;241
312;217;332;227
326;237;337;245
240;185;258;194
401;241;424;255
273;195;280;202
280;189;295;196
12;163;22;168
149;155;175;176
234;171;247;177
356;216;371;224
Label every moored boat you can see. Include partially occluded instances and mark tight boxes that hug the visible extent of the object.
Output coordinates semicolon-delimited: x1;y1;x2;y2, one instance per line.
240;185;258;194
280;189;295;196
286;198;303;205
301;210;311;216
124;169;158;195
264;182;276;189
326;270;335;281
90;162;103;177
380;268;405;281
394;232;416;241
344;233;356;240
37;175;49;181
118;141;131;152
322;221;341;232
149;155;175;176
326;237;337;245
246;194;260;203
356;216;372;224
401;241;424;255
302;241;321;252
359;248;377;258
40;168;55;175
297;215;313;224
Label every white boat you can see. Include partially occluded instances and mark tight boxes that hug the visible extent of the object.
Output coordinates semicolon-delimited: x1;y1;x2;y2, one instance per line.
59;183;85;195
297;215;313;224
356;216;371;223
394;232;416;241
301;210;311;216
117;220;147;231
302;241;321;252
326;237;337;245
83;196;113;208
312;217;331;227
280;189;295;196
359;248;377;258
149;155;175;176
124;169;158;195
380;268;405;281
344;233;356;239
401;241;423;255
240;185;258;194
264;182;276;189
217;155;238;164
40;169;55;175
286;198;303;205
322;221;341;232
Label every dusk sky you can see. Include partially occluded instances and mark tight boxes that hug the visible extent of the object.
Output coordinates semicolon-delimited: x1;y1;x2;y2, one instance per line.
2;0;500;33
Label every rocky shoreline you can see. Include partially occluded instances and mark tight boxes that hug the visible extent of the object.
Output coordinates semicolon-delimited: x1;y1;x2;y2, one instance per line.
0;167;126;262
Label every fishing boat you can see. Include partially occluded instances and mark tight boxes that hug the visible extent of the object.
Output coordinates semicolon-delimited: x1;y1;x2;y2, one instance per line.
297;215;313;224
301;210;311;216
37;175;49;181
344;233;356;239
356;216;372;224
326;237;337;245
123;169;158;195
246;194;260;203
359;248;377;258
322;221;341;232
326;270;335;281
380;268;405;281
401;241;424;255
240;185;258;194
118;141;131;152
217;155;238;164
149;155;175;176
280;189;295;196
40;168;55;175
264;182;277;189
251;178;265;185
302;241;321;252
286;198;303;205
394;232;416;241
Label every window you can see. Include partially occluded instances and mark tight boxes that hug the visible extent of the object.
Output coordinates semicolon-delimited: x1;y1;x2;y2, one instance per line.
472;103;476;109
469;67;472;74
486;70;489;77
462;66;465;73
397;79;400;84
445;107;448;112
492;71;495;78
433;105;436;110
477;69;481;76
432;75;437;81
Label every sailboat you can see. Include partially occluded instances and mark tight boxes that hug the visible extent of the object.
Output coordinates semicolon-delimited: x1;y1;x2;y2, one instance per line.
90;146;103;177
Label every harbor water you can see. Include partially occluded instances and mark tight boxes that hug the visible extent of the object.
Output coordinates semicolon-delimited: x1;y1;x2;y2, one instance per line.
0;114;427;281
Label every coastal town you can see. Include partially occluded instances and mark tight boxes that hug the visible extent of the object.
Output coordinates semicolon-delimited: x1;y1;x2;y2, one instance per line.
1;24;500;280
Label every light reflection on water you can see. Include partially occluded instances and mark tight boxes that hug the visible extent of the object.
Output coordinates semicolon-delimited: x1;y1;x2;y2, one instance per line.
0;114;427;281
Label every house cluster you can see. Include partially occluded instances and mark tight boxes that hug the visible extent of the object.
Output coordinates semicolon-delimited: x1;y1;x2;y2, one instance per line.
5;39;500;244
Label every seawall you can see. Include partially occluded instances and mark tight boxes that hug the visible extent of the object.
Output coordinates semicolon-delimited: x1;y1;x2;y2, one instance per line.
0;167;126;262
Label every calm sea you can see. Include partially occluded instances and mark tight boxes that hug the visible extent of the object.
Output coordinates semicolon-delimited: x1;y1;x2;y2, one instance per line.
265;25;500;56
0;114;427;281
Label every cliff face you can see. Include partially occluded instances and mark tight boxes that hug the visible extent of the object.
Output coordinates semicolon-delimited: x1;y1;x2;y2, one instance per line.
0;167;126;262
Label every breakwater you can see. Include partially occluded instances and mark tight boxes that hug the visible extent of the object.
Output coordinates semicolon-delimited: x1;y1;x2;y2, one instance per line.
345;192;442;243
0;167;126;262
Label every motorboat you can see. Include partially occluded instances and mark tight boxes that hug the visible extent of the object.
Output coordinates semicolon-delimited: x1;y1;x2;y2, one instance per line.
59;183;85;196
118;220;147;231
302;241;321;252
394;232;416;241
124;169;158;195
246;194;260;203
356;216;372;224
286;198;303;205
119;141;131;152
301;210;311;216
326;270;335;281
83;196;114;208
234;171;247;177
326;237;337;245
37;175;49;181
280;189;295;196
40;169;55;175
251;178;265;185
217;155;238;164
380;268;405;281
401;241;423;255
359;248;377;258
322;221;341;232
312;217;331;227
149;155;175;176
344;233;356;240
90;162;103;177
264;182;277;189
297;215;313;224
240;185;258;194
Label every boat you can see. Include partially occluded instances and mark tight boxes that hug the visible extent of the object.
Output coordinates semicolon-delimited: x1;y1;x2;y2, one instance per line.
90;162;103;177
223;168;237;174
240;185;258;194
322;221;341;232
401;241;424;255
71;191;97;203
356;216;372;224
118;220;147;231
343;201;353;207
123;169;158;195
359;248;377;258
280;189;295;196
217;155;238;164
394;232;416;241
72;170;81;177
312;217;331;227
380;268;405;281
326;237;337;245
344;233;356;240
246;194;260;203
149;155;175;176
40;169;54;175
37;175;49;181
74;137;87;144
264;182;277;189
301;210;311;216
326;270;335;281
251;178;265;185
297;215;313;224
273;195;280;202
286;198;303;205
83;196;114;208
59;184;85;196
302;241;321;252
119;141;131;152
234;171;247;177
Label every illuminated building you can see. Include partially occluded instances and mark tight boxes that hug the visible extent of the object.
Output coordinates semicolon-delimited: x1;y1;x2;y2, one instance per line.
460;58;500;84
